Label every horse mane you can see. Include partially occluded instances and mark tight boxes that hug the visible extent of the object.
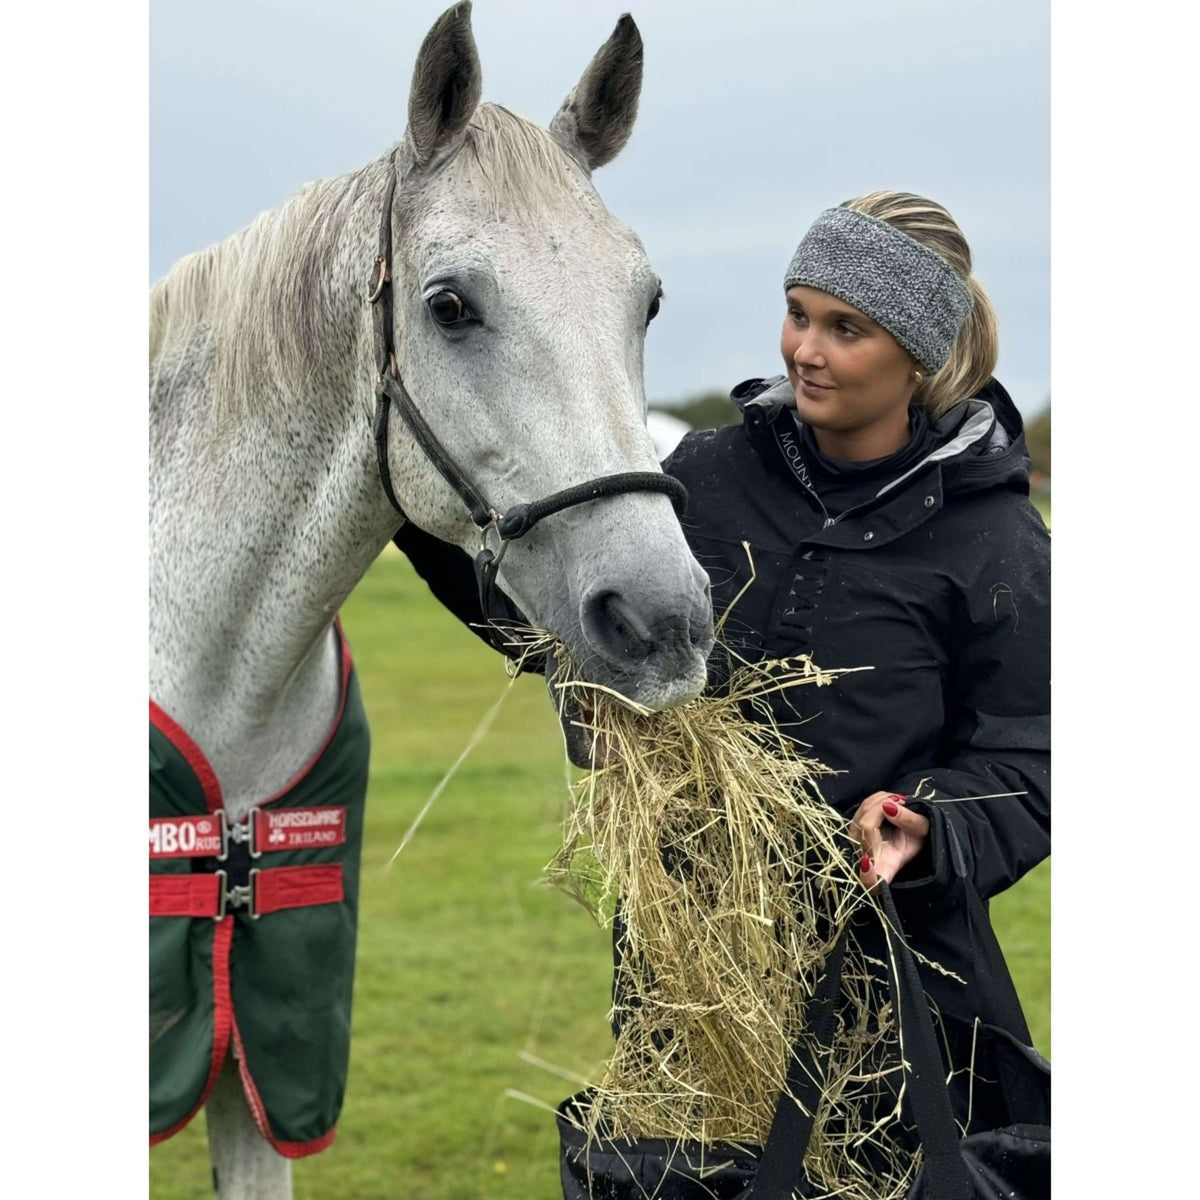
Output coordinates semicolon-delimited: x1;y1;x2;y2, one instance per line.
149;104;591;421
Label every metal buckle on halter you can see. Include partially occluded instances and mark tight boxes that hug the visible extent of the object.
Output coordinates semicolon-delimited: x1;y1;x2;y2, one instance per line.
367;256;389;304
478;510;511;569
225;868;262;921
476;509;542;669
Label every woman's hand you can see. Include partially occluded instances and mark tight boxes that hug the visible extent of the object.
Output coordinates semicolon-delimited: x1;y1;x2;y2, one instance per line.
849;791;930;888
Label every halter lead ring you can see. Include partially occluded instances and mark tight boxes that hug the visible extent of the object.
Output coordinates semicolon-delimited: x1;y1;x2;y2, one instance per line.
367;167;688;658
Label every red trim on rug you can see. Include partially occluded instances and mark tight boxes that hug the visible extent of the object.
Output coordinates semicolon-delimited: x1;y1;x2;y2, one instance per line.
149;916;234;1145
230;1012;338;1159
261;619;355;807
255;864;344;914
149;700;223;814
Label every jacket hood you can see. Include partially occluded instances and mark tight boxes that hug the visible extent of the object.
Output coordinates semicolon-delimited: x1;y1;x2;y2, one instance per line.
731;374;1031;498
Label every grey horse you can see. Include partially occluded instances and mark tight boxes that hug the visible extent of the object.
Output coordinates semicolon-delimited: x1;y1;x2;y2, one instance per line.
149;4;713;1196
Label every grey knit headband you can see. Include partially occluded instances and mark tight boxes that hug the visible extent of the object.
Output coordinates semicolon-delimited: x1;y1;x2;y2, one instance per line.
783;206;973;373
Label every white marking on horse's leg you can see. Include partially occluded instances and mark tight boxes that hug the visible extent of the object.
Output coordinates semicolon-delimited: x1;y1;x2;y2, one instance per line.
206;1057;292;1200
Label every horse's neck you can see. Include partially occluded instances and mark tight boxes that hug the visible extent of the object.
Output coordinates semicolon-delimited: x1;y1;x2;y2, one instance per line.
149;310;395;819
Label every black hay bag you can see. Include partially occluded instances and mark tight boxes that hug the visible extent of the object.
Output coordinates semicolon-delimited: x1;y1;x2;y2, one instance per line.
557;1104;1049;1200
558;1097;758;1200
557;882;1049;1200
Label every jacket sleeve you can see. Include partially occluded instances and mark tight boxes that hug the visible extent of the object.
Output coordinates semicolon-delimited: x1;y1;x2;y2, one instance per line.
390;522;545;671
392;521;490;646
890;499;1050;907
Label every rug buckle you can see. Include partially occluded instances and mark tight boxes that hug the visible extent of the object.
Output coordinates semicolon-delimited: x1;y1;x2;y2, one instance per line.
225;869;261;920
217;812;262;861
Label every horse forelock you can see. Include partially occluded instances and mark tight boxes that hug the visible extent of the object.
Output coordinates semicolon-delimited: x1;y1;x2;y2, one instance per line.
453;103;597;220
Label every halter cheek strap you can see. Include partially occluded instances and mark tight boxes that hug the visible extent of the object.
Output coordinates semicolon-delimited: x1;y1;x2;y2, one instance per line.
367;168;688;659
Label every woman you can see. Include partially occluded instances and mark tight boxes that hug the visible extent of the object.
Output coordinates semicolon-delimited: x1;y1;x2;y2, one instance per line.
656;195;1050;1139
396;188;1049;1164
671;192;1050;923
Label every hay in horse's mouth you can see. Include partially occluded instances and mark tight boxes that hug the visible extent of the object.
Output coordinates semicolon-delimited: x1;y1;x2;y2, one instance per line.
544;645;931;1200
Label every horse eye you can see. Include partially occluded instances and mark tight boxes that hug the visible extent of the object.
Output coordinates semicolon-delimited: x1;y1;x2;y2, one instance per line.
646;286;663;327
428;290;465;325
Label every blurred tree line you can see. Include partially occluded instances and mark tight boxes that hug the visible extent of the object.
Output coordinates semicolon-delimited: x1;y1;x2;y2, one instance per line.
1025;406;1050;483
651;390;740;430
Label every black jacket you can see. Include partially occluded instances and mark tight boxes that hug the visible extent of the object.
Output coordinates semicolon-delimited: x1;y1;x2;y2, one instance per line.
394;375;1050;1038
671;376;1049;897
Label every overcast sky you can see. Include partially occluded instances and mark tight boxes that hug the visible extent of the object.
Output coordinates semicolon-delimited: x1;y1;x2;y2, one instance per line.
151;0;1048;417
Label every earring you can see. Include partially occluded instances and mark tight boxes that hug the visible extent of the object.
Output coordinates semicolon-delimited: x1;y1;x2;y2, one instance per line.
913;370;924;383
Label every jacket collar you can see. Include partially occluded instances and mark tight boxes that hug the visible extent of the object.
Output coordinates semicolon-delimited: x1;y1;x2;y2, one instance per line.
735;375;1029;501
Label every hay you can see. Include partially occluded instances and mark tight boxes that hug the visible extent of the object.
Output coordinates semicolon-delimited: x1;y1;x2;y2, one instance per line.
540;645;925;1199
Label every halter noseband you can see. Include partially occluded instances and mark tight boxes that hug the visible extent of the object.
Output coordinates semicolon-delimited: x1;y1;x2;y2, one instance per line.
368;168;688;660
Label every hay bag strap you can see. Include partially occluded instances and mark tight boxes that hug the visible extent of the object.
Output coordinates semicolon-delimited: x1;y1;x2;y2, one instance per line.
749;886;973;1200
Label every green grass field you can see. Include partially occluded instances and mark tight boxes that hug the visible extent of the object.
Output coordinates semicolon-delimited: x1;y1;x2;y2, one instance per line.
150;550;1049;1199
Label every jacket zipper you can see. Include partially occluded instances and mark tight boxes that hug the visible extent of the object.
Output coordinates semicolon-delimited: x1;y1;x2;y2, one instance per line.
769;414;878;532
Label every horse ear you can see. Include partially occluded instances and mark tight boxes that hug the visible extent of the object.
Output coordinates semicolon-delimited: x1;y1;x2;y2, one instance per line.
405;1;483;169
549;14;644;172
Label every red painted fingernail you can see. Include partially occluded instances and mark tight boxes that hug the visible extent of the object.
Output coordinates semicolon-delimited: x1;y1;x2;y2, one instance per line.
859;854;871;874
882;800;899;817
888;793;908;805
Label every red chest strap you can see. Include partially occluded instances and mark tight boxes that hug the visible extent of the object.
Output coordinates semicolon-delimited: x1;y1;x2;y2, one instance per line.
149;864;344;920
148;873;225;918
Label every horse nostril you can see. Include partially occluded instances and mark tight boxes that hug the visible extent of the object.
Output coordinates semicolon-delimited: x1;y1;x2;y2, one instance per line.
689;582;715;650
584;590;654;661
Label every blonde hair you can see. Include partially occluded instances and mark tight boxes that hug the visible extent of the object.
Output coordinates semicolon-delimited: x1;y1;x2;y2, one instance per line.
842;191;998;419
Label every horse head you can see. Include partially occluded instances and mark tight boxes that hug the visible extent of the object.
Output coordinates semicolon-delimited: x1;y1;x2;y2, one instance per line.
385;4;714;727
